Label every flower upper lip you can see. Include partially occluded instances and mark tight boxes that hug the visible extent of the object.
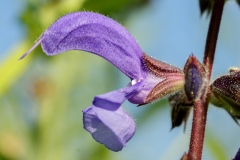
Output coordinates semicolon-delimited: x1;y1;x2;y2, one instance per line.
21;11;146;80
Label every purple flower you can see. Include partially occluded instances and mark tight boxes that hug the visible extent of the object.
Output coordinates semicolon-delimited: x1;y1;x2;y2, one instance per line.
21;12;184;151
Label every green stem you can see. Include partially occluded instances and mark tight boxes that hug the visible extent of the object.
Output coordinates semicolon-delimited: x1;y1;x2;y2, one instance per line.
187;0;224;159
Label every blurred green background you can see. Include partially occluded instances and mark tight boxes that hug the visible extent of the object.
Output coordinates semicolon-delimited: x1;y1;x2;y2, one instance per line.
1;0;240;160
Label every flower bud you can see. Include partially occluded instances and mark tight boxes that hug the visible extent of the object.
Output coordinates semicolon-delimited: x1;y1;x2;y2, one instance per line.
184;54;206;101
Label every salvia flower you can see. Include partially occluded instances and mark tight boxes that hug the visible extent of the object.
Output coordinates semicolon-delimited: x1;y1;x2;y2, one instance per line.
21;12;185;151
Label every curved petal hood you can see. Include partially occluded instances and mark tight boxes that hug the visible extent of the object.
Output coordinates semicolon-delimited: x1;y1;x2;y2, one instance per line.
20;12;145;80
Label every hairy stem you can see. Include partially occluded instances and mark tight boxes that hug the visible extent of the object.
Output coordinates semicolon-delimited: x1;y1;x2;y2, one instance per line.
187;0;224;159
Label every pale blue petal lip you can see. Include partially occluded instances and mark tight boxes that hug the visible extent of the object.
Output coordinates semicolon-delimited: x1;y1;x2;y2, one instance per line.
83;82;143;151
41;12;145;79
83;106;135;152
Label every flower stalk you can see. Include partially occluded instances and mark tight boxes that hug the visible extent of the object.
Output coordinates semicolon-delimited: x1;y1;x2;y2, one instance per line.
187;0;225;159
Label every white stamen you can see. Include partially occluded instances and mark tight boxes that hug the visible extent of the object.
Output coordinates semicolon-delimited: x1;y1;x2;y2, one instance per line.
131;79;141;85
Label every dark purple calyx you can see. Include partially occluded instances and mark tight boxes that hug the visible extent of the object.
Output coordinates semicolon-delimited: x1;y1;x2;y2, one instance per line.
142;53;184;103
211;71;240;117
